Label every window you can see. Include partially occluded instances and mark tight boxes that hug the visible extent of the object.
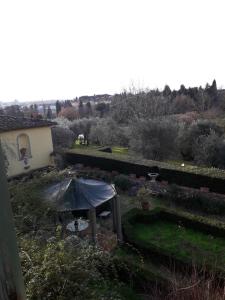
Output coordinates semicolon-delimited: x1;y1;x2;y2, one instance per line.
17;133;32;161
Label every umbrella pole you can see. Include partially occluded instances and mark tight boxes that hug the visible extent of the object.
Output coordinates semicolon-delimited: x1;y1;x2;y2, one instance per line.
112;198;117;232
115;196;123;244
89;208;97;244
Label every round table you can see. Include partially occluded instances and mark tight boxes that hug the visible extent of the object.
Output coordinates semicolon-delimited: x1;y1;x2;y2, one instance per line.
66;219;89;232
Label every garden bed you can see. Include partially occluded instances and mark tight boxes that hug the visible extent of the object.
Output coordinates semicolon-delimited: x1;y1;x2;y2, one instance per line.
123;208;225;275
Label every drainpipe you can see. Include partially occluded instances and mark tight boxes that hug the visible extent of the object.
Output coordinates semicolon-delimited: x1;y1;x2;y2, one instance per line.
0;144;26;300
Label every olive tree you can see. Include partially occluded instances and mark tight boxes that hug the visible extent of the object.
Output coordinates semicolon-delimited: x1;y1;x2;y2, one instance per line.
69;118;98;145
178;120;223;161
51;126;75;150
129;118;180;160
193;130;225;167
89;119;130;147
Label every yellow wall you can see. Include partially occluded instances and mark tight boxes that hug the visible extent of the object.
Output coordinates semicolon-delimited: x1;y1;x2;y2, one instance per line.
0;127;54;177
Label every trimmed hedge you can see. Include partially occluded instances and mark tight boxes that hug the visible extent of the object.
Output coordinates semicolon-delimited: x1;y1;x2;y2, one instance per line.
166;184;225;215
113;247;170;292
122;208;225;275
98;147;112;153
123;207;225;240
66;149;158;176
66;149;225;194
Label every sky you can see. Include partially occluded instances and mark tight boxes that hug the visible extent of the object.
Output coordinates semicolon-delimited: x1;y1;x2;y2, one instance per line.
0;0;225;102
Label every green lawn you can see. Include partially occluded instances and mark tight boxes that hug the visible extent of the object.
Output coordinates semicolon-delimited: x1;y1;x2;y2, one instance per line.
73;140;99;149
73;141;129;155
132;220;225;271
111;146;129;155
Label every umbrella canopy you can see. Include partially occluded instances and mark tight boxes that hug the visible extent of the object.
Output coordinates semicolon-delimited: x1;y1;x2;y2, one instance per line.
43;178;117;212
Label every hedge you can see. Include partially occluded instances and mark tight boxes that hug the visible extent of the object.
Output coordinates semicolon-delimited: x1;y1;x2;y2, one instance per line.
66;149;225;194
122;207;225;275
66;149;158;176
113;247;170;292
166;184;225;215
123;207;225;240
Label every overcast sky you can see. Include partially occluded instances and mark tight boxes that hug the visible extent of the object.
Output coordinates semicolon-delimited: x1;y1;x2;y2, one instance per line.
0;0;225;102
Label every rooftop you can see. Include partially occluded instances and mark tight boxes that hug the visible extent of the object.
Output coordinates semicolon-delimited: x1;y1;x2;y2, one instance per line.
0;115;56;133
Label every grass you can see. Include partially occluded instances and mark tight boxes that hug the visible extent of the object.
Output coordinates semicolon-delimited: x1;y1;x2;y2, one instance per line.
132;220;225;272
111;146;129;155
73;141;129;155
73;140;99;149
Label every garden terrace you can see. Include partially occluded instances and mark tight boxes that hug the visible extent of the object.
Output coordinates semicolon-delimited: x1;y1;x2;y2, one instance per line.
122;207;225;275
66;148;225;194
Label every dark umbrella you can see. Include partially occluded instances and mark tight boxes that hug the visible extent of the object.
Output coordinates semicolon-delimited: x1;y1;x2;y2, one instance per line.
44;178;117;212
43;178;121;244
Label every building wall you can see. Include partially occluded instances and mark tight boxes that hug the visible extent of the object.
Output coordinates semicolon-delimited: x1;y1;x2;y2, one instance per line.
0;127;54;177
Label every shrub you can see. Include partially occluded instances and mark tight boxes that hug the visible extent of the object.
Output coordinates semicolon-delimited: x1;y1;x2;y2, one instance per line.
136;187;151;208
20;237;124;300
113;174;132;191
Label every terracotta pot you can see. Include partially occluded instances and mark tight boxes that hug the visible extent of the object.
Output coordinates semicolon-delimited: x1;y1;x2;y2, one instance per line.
200;187;209;193
141;201;150;210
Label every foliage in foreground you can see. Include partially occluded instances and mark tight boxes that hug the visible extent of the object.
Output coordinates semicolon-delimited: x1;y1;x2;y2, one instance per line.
10;170;67;234
20;236;125;300
11;171;138;300
11;170;225;299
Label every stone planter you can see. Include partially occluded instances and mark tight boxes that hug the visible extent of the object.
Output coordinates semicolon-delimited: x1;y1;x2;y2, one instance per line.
148;173;159;182
200;187;209;193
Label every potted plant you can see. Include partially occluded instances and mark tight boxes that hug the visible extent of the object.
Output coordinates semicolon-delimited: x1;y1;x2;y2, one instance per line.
137;187;151;210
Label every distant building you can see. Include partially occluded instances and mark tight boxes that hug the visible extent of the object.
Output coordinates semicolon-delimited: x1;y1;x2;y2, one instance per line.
0;115;56;177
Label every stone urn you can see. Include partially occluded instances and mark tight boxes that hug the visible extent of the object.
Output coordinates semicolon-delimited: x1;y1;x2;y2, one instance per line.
148;173;159;182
